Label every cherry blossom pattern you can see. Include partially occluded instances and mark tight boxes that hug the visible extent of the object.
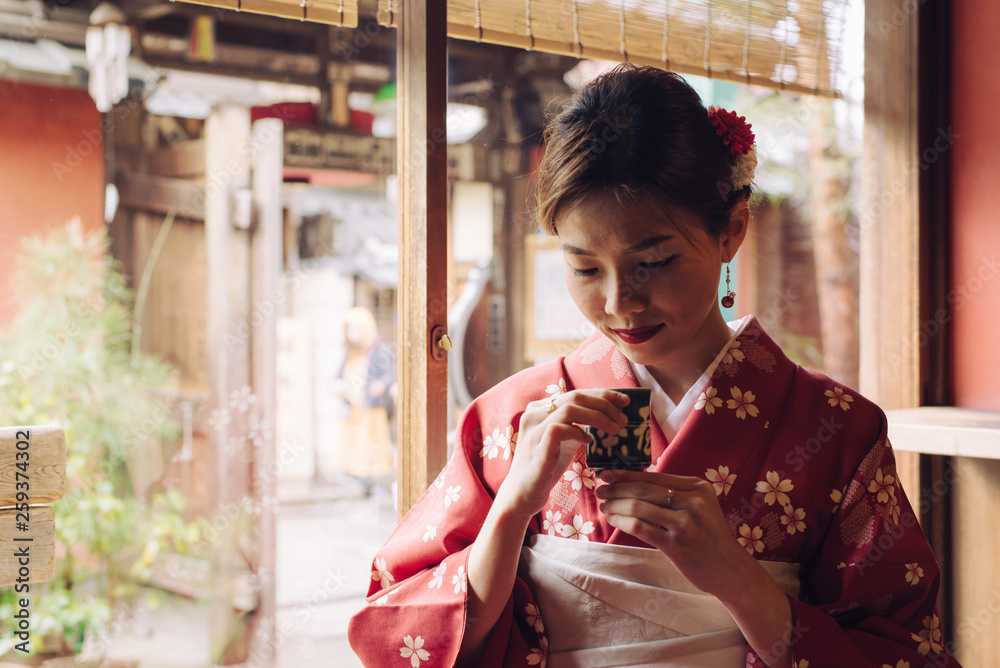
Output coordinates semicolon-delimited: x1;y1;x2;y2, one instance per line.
881;661;911;668
452;565;467;595
830;487;844;513
230;385;256;412
208;408;231;430
911;614;944;656
481;425;516;461
869;468;896;504
560;514;595;541
525;603;545;633
374;588;398;606
546;377;566;396
527;636;548;667
727;387;760;419
372;557;395;589
884;494;902;524
225;435;247;457
905;563;924;586
543;509;564;536
427;561;447;589
248;415;272;448
695;386;724;414
432;465;447;490
563;461;596;491
399;635;430;667
706;465;737;496
825;386;854;411
781;506;806;535
422;525;437;543
722;339;745;364
756;471;794;507
793;661;810;668
738;524;764;554
444;485;462;508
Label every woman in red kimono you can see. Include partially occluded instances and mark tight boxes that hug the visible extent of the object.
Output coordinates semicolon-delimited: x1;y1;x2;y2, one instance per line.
349;65;960;668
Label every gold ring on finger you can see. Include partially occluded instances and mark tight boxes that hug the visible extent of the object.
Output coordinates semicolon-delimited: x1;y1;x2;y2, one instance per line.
546;398;558;414
665;488;675;510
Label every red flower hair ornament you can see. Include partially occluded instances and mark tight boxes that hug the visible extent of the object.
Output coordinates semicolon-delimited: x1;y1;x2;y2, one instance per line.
708;106;758;191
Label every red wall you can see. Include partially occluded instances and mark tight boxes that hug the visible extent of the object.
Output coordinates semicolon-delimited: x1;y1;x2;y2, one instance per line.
951;2;1000;409
0;80;105;332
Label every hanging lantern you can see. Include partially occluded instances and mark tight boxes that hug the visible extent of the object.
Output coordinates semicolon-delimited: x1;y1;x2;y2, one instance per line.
85;2;131;113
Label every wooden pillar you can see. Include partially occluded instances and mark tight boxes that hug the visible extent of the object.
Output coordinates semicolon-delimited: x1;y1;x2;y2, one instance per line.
248;117;282;664
204;103;253;663
860;0;921;490
397;0;449;515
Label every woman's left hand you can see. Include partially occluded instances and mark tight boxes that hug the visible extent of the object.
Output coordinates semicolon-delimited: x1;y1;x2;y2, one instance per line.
594;469;758;598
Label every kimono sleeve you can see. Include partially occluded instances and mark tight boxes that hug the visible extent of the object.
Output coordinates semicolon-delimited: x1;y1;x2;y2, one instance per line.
781;430;960;667
347;390;548;668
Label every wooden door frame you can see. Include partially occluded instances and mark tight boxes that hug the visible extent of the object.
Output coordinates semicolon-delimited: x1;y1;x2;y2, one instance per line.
396;0;450;515
862;0;954;636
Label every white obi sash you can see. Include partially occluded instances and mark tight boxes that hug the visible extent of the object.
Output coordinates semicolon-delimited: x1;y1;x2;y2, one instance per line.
518;534;802;668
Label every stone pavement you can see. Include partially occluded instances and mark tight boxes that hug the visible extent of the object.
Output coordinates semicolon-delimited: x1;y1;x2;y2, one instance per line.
273;482;397;668
88;478;398;668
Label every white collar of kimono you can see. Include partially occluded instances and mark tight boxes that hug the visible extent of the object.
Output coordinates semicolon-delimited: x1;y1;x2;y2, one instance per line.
631;316;750;442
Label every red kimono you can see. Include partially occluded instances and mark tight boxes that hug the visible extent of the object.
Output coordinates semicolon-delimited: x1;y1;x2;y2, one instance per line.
348;316;959;668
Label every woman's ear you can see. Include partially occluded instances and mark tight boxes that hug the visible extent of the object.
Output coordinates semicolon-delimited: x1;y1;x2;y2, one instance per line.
721;200;750;262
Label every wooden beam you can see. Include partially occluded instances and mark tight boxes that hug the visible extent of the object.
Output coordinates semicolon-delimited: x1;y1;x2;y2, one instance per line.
0;426;63;587
118;171;206;220
141;54;323;89
397;0;449;515
146;139;207;179
204;103;253;664
860;0;922;507
0;425;65;506
916;0;954;645
248;117;283;661
0;506;55;585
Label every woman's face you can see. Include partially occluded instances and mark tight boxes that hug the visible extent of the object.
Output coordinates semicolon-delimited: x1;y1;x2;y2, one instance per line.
557;191;735;371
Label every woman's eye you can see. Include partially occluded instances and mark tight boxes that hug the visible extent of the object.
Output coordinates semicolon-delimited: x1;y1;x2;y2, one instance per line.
572;267;598;277
640;256;675;271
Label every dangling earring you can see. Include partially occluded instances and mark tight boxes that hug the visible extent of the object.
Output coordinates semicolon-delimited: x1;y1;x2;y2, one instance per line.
721;263;736;308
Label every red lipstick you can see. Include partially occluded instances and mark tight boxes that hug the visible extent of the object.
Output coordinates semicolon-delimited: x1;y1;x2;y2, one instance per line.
611;324;664;344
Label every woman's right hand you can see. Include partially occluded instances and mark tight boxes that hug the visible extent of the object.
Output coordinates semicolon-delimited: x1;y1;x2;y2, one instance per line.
495;389;631;519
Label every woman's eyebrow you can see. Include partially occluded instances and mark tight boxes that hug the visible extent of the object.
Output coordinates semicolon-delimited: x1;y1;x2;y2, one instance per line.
624;235;674;253
560;243;595;256
561;235;674;257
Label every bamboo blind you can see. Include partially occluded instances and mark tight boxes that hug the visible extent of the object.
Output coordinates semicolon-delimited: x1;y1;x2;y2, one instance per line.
378;0;850;97
177;0;359;27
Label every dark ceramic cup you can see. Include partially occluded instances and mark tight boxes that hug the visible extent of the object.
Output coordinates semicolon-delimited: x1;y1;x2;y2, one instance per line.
585;387;652;472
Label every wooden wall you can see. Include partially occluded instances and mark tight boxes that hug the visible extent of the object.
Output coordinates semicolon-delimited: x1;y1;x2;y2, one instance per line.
948;0;1000;663
0;81;105;332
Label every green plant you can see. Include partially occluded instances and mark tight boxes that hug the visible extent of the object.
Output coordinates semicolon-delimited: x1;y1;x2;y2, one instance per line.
0;219;196;656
